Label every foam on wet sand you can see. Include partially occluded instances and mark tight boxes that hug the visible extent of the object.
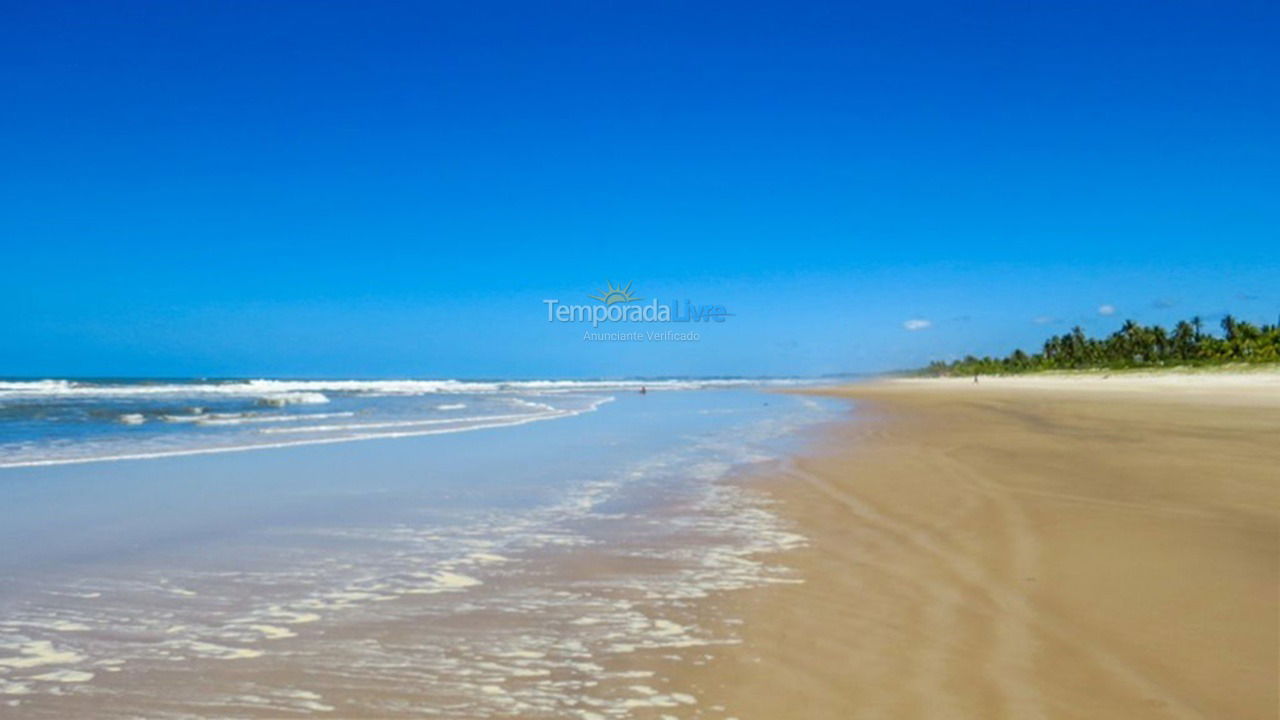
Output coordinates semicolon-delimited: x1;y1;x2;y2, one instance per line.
0;389;839;717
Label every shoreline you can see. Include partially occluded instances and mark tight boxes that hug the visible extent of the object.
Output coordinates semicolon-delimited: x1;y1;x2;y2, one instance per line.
671;374;1279;719
0;388;834;717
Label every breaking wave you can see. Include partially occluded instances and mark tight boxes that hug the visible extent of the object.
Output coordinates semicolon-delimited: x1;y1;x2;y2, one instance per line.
0;377;811;400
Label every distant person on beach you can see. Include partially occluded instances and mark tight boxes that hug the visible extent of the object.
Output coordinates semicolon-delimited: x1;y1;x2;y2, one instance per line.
639;385;647;395
974;374;979;384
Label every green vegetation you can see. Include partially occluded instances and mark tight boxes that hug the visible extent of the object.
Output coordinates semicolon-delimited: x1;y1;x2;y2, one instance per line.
926;315;1280;376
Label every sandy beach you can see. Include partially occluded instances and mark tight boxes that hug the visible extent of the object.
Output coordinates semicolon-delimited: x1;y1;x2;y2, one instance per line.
669;374;1279;719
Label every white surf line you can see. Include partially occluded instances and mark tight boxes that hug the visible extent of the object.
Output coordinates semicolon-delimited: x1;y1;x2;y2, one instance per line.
0;399;614;469
257;412;542;434
191;412;357;426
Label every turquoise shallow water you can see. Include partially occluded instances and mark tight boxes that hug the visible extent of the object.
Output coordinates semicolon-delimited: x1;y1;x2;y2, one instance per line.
0;384;847;717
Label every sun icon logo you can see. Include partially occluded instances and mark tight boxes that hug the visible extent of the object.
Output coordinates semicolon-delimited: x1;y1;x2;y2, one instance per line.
589;281;642;305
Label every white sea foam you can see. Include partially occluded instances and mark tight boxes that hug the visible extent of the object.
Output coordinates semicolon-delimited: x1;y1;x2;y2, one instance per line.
45;591;100;599
191;411;355;426
158;413;206;423
184;642;263;660
0;380;75;393
258;411;551;435
467;552;509;565
245;624;297;640
0;641;85;669
266;610;321;625
256;392;330;406
0;680;32;696
0;620;89;633
0;377;811;400
404;571;482;593
29;670;94;683
0;397;613;468
508;397;558;412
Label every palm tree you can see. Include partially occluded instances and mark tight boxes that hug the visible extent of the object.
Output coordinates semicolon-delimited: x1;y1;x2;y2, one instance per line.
1150;325;1169;363
926;314;1280;375
1121;320;1142;361
1221;314;1238;341
1173;320;1195;360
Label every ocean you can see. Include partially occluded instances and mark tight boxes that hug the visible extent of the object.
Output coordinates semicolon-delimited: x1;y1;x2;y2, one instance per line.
0;378;845;717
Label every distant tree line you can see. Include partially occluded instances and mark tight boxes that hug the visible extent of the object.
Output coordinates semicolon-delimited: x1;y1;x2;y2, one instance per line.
925;315;1280;376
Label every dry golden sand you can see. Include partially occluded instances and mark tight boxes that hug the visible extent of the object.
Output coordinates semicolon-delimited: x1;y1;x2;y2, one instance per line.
668;378;1279;719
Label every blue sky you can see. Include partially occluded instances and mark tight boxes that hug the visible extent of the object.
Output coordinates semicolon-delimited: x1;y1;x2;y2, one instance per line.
2;1;1277;378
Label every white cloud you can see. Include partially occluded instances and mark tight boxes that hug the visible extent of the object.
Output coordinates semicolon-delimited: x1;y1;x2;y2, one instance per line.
903;318;932;331
1097;304;1117;316
1033;316;1059;325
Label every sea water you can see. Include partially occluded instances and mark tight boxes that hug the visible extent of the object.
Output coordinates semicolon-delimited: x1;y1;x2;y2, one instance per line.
0;379;845;717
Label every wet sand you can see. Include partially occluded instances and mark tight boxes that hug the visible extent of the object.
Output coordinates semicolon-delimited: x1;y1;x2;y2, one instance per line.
670;377;1279;719
0;390;832;718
